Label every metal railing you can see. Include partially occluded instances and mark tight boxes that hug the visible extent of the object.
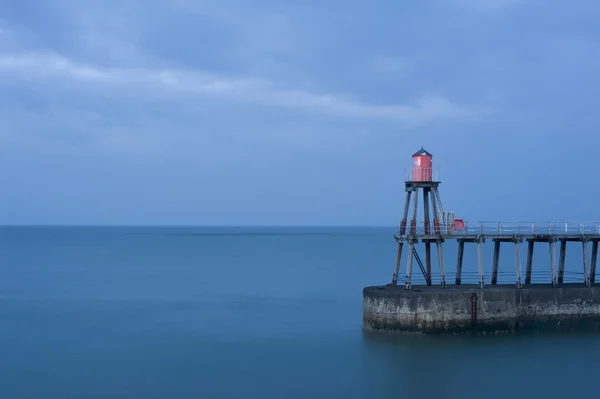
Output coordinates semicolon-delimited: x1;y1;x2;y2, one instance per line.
404;168;439;182
396;270;587;286
398;221;600;236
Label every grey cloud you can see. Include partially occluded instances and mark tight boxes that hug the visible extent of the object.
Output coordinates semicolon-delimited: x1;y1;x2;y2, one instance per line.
0;51;486;125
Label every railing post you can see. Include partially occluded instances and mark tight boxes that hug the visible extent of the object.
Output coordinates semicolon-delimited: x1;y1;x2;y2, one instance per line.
548;222;551;234
498;222;501;234
477;235;485;289
565;222;568;234
531;222;534;234
550;238;558;287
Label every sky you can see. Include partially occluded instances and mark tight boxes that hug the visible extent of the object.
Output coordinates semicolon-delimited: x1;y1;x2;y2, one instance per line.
0;0;599;226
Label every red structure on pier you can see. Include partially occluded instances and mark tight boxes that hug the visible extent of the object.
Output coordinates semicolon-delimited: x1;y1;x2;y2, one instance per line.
392;146;455;289
411;146;433;182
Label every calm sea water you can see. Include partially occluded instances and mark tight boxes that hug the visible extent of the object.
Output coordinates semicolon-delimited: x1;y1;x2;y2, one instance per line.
0;226;599;398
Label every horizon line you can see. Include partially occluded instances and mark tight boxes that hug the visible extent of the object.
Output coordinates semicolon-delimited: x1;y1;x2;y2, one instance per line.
0;224;399;228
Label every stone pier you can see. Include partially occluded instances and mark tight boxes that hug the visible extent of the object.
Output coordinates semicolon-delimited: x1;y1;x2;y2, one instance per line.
363;284;600;334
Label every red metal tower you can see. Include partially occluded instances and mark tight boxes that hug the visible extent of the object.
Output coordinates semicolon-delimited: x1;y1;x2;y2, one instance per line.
391;147;451;289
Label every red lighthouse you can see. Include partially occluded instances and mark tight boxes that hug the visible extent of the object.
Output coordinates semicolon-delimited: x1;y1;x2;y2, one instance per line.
411;146;433;182
392;146;448;289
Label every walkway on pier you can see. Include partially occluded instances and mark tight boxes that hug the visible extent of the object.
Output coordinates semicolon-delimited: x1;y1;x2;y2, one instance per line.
392;221;600;290
395;221;600;240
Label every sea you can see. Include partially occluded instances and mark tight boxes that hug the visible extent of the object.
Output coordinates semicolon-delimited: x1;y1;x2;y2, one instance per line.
0;226;599;398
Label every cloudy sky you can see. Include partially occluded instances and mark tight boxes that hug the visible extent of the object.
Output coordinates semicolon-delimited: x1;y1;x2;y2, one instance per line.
0;0;599;225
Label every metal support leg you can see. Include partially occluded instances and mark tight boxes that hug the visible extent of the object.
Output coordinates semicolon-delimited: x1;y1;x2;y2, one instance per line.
515;238;523;288
392;243;404;287
456;241;464;285
391;191;412;286
477;237;485;289
423;188;431;285
549;240;557;287
406;191;418;289
591;241;598;285
423;188;431;235
558;240;566;284
525;240;534;284
425;243;432;286
436;240;447;288
399;191;412;236
583;239;590;287
409;190;419;235
405;240;415;290
430;190;441;235
432;187;444;214
491;240;500;285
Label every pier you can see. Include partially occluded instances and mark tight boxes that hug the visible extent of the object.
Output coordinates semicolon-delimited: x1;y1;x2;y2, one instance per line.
363;147;600;335
393;220;600;289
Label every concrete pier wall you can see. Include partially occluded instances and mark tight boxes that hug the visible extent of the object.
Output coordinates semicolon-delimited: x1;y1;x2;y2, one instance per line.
363;284;600;334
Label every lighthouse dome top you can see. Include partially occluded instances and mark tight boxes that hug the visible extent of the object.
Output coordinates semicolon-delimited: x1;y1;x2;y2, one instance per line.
412;146;432;157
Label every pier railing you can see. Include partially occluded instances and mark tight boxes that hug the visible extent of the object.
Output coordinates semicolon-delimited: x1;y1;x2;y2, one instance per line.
401;221;600;236
396;270;588;287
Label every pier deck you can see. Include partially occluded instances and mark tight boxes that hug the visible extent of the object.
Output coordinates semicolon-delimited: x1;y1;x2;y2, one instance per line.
409;234;600;242
391;221;600;290
395;221;600;242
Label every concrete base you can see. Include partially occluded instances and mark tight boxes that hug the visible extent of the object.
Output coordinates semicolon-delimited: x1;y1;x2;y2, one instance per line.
363;284;600;335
